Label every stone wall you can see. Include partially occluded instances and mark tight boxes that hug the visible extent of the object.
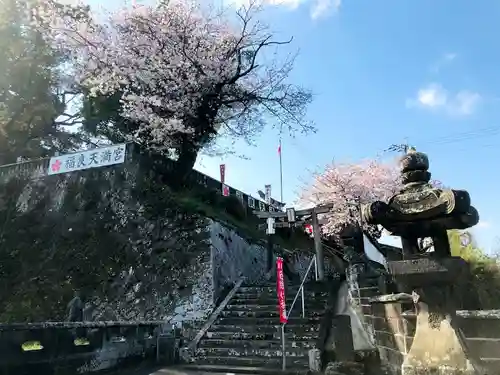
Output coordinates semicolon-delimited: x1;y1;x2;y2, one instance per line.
454;310;500;373
209;223;337;300
209;220;268;302
367;301;412;375
346;263;381;350
0;145;274;326
364;305;500;374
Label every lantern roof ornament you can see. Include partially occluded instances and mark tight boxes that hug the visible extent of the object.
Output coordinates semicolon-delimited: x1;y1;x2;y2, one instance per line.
361;149;479;258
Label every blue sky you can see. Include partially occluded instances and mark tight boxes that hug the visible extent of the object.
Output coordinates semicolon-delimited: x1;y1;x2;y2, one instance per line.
86;0;500;252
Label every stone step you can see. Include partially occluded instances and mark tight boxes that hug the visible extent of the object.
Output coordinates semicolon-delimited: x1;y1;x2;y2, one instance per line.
192;355;309;369
223;305;325;317
240;282;329;291
227;299;326;310
234;290;328;300
237;288;315;296
220;309;324;319
233;290;328;299
204;330;318;341
227;298;326;310
224;303;320;311
239;286;301;292
196;346;308;358
178;364;308;375
198;339;316;350
216;317;322;326
208;324;319;334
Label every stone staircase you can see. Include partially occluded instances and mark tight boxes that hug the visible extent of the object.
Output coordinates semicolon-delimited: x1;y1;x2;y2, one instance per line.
181;282;329;374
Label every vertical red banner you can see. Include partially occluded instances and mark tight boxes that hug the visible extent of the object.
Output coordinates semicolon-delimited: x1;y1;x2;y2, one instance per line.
276;257;287;324
220;164;226;184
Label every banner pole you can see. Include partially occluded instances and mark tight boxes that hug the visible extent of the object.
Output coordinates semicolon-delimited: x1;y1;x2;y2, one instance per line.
279;138;283;205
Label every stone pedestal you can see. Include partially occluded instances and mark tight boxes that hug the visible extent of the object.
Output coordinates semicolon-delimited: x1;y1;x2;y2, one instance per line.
374;258;477;375
325;361;365;375
401;302;474;375
387;257;469;287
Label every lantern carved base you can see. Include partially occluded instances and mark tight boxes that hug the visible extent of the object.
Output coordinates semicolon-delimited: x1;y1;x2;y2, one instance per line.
401;302;474;375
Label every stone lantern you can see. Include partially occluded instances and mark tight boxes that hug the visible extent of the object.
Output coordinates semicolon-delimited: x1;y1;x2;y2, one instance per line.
361;148;479;258
359;149;481;375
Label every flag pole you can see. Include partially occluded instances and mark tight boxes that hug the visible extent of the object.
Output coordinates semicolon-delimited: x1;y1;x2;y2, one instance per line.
279;138;283;205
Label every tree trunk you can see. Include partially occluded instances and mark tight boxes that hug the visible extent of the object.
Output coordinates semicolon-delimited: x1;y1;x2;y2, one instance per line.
174;144;198;186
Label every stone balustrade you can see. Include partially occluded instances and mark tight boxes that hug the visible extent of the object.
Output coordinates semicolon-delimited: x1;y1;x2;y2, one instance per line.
0;321;178;374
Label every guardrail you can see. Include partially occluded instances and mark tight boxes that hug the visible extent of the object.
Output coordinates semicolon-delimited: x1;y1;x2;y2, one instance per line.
0;321;178;374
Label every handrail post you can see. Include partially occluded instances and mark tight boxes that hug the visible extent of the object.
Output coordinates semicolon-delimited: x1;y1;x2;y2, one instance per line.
281;324;286;370
314;255;319;281
301;286;305;318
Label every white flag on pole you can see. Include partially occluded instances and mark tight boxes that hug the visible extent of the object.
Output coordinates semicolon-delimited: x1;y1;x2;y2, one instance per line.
362;234;388;269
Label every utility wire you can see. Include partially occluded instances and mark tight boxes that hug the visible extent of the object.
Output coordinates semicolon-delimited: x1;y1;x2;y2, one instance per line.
395;125;500;152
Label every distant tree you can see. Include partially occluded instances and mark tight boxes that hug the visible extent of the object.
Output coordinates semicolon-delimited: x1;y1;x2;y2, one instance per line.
447;229;487;261
37;0;314;179
444;229;500;309
298;159;401;239
0;0;81;165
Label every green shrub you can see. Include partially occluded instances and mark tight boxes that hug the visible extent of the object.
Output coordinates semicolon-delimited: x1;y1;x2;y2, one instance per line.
449;230;500;309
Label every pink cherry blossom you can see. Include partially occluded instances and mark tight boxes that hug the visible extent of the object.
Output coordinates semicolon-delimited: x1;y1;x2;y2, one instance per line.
31;0;313;152
298;159;402;238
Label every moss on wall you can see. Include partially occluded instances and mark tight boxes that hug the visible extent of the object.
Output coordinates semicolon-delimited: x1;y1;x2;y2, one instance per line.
0;154;212;322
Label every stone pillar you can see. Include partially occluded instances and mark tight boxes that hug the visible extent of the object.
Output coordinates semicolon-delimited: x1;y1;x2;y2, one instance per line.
388;257;475;375
332;315;355;361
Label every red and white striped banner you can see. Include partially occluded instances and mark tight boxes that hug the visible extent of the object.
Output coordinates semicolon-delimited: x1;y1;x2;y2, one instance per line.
276;257;287;324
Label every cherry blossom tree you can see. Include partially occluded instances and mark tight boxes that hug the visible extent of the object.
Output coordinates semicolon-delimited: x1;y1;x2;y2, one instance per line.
298;159;401;238
34;0;314;178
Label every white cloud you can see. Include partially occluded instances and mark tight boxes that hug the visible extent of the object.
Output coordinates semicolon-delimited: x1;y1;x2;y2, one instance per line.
416;83;448;108
450;90;481;116
311;0;340;19
224;0;340;19
444;52;457;61
430;52;457;73
406;83;481;116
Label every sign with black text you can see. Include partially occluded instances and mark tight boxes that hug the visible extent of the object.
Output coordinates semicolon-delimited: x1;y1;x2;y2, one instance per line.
48;144;126;176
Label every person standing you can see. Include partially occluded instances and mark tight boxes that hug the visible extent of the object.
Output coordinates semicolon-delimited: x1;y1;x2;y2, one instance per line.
67;290;84;322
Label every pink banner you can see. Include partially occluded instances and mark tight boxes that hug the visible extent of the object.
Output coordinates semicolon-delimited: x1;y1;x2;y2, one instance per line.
276;257;287;324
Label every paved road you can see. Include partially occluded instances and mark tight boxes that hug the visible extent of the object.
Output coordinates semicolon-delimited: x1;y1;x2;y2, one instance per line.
114;364;202;375
147;368;201;375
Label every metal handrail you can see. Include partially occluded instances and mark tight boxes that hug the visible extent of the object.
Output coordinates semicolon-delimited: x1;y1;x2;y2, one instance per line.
286;255;318;320
281;255;318;370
